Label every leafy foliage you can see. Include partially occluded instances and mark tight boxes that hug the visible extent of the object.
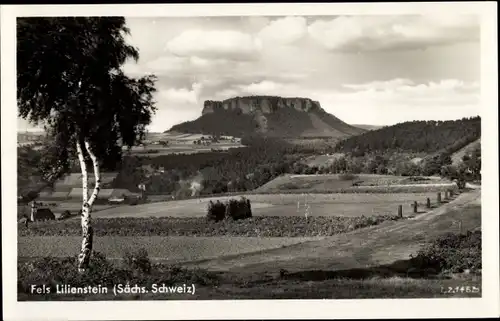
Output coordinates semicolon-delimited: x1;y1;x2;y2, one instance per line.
225;197;253;221
206;200;227;222
409;230;481;274
122;248;152;274
18;250;219;296
113;136;300;196
17;17;157;177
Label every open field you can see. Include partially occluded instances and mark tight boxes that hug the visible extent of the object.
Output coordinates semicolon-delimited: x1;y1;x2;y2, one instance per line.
127;132;245;156
86;191;451;219
255;174;454;193
18;189;481;300
18;236;321;263
186;189;480;273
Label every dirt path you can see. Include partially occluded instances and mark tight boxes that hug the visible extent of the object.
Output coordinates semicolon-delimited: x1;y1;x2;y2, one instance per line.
183;189;481;272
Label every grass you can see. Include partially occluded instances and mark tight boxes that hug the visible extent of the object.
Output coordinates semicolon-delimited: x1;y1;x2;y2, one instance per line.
408;230;481;274
86;191;457;219
19;215;403;237
18;230;482;301
18;236;320;261
255;174;455;194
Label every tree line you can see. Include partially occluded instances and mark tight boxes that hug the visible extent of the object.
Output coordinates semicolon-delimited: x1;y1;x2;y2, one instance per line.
334;117;481;156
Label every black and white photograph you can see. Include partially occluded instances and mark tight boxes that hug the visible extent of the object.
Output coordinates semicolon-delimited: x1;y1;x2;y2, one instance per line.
2;2;499;320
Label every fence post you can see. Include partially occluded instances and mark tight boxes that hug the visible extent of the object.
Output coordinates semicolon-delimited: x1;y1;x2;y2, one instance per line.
437;192;442;204
426;197;431;209
413;201;418;213
398;205;403;218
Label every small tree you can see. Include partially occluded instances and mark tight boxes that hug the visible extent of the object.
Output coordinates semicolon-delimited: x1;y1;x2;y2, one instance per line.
17;17;157;272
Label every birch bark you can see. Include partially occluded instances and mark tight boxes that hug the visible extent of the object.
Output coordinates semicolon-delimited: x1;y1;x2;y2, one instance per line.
76;139;101;272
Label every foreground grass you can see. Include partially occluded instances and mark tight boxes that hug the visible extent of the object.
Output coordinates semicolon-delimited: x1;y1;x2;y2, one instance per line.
18;230;482;300
19;274;482;300
19;215;403;237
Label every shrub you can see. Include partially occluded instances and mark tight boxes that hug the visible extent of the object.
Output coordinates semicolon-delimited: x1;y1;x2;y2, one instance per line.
206;200;226;222
18;251;220;296
122;248;152;274
225;197;252;221
409;230;481;274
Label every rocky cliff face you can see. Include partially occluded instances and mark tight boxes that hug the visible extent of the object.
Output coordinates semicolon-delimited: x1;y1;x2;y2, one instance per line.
169;95;365;138
202;96;322;115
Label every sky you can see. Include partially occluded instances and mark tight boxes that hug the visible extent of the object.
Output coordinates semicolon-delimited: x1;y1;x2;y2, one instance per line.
18;14;481;133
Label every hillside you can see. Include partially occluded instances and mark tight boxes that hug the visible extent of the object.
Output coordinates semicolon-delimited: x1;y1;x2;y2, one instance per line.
451;138;481;165
168;96;366;138
335;117;481;156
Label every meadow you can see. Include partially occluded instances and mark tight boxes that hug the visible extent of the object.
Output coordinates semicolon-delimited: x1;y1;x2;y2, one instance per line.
127;132;244;156
88;191;452;219
255;173;454;193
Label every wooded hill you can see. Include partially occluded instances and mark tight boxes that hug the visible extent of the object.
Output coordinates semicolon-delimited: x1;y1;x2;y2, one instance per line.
334;116;481;156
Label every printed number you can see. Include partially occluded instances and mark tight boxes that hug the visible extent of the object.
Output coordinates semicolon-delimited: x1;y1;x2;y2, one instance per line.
441;286;480;294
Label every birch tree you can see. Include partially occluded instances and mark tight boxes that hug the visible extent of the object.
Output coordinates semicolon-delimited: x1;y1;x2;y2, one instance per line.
17;17;157;272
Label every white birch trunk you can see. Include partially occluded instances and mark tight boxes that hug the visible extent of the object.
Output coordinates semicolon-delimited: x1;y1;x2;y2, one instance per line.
76;140;101;272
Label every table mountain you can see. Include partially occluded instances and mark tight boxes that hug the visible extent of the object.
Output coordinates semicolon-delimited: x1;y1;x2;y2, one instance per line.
168;96;365;138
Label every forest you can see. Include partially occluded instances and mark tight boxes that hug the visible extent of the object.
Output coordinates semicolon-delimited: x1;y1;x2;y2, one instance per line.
334;117;481;156
111;135;302;196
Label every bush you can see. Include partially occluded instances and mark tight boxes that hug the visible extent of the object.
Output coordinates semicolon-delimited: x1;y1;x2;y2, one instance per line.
206;198;252;222
18;251;220;296
225;197;252;221
123;248;152;274
206;200;227;222
409;230;481;274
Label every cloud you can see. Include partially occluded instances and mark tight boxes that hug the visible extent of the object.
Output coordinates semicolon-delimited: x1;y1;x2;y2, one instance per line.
343;78;415;91
239;80;284;95
218;78;480;126
342;78;479;98
308;15;479;52
157;83;202;105
258;16;307;45
165;29;262;61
